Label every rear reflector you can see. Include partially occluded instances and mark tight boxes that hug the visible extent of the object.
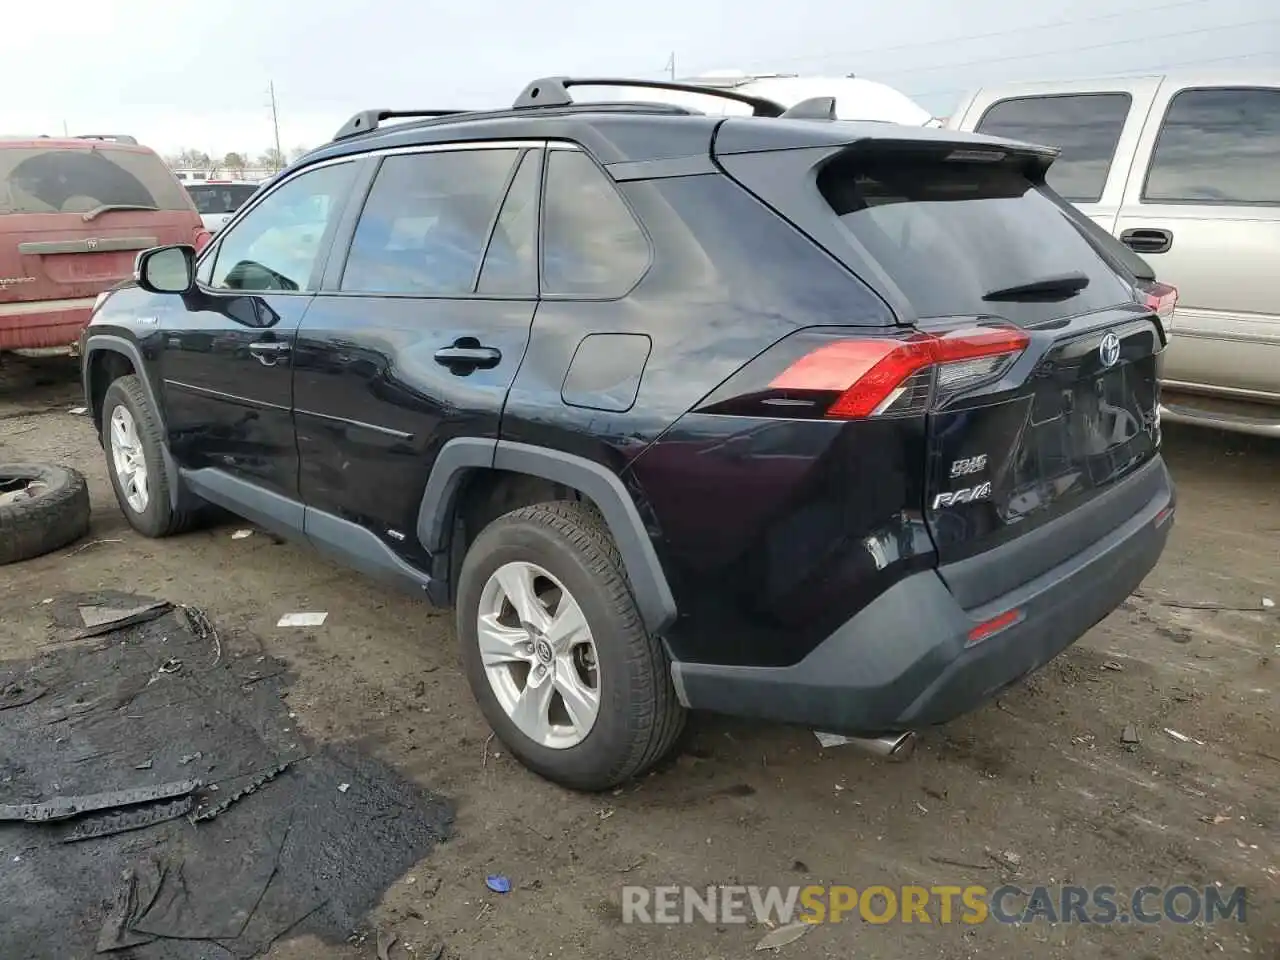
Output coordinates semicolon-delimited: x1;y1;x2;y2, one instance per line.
769;326;1030;419
966;607;1022;646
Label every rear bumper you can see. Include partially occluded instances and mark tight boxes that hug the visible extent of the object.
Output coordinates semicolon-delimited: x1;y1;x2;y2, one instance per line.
0;301;94;351
671;456;1175;733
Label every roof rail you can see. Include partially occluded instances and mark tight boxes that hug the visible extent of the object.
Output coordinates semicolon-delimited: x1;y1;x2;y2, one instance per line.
779;97;838;120
333;109;468;141
76;134;138;144
512;77;786;117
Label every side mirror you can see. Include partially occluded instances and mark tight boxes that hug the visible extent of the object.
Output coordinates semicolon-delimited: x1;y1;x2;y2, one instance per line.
135;244;196;295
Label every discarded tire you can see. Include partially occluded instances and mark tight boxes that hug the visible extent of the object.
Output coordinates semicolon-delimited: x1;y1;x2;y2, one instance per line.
0;463;91;565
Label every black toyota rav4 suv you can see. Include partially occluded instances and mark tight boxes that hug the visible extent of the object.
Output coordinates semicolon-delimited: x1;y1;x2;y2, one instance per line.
81;78;1174;790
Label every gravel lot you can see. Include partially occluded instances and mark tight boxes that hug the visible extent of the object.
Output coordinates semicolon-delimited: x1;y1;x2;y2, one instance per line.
1;356;1276;959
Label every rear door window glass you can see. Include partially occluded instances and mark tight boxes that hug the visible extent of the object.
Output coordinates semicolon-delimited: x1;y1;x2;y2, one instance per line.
1144;87;1280;204
341;149;519;296
186;183;259;215
477;149;540;296
976;94;1132;203
541;150;649;297
820;153;1132;325
209;161;356;293
0;145;193;215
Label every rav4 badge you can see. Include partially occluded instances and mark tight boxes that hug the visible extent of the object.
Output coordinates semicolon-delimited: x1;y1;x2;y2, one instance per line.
933;481;992;510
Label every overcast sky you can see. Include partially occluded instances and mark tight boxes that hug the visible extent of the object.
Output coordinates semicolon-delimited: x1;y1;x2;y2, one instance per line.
7;0;1277;160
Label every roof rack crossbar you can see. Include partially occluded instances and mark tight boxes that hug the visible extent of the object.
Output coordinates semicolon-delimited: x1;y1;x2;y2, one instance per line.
75;134;138;144
512;77;786;117
333;109;468;142
779;97;839;121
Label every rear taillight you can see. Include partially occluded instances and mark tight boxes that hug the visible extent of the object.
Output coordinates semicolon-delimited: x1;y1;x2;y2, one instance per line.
193;228;213;253
1140;280;1177;325
766;326;1030;419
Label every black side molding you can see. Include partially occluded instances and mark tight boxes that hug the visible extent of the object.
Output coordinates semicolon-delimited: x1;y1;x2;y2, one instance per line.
416;438;678;634
83;335;187;512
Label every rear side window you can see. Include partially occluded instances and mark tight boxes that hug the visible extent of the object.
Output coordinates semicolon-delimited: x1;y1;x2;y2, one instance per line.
342;149;519;296
976;94;1131;203
0;146;192;215
820;153;1132;325
541;150;649;297
186;183;258;215
1144;87;1280;204
477;149;540;296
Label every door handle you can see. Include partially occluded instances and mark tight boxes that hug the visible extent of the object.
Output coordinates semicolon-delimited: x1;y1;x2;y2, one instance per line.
1119;227;1173;255
248;340;290;367
434;339;501;372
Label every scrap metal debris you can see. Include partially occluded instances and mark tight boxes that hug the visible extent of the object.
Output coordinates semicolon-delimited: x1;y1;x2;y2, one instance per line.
277;612;328;627
74;600;173;639
754;921;810;950
191;760;294;822
0;779;201;823
0;677;46;710
64;796;195;844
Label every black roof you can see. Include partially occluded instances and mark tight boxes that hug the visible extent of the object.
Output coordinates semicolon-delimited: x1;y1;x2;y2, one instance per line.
297;75;1058;170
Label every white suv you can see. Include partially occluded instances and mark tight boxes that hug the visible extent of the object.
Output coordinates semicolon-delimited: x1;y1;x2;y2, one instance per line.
184;180;261;232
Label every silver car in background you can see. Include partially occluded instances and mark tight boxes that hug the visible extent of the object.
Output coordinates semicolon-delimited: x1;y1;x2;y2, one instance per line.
183;180;261;233
948;70;1280;438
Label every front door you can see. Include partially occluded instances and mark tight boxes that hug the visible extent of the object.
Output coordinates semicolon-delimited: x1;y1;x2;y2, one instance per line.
293;144;542;562
159;159;362;500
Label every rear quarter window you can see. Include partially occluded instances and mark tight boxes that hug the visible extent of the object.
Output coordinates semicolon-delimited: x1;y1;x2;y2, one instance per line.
1143;87;1280;204
0;145;193;215
819;152;1133;326
975;93;1132;203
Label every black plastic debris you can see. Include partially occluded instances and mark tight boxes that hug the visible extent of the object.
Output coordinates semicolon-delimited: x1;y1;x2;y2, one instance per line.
0;595;453;959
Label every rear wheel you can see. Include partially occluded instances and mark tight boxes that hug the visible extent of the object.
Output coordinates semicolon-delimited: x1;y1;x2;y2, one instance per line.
457;501;685;791
102;375;200;538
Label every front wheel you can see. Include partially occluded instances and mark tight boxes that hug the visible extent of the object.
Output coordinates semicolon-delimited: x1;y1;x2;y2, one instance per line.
101;375;200;538
456;500;685;791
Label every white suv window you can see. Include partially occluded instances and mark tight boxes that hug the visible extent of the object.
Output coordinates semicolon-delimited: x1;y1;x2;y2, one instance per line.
1144;87;1280;205
976;93;1132;203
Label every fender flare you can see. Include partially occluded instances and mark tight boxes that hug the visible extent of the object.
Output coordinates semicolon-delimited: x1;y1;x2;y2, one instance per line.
82;334;184;512
417;438;677;634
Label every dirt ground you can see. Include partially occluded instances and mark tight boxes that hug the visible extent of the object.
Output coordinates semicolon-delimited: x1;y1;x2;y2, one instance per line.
1;356;1276;960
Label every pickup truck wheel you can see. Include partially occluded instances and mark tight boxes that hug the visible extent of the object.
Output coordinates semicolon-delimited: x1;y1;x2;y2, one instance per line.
0;463;91;564
457;500;685;791
102;375;199;538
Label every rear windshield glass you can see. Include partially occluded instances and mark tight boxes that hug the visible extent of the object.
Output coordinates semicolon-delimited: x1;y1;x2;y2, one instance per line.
0;146;192;216
186;183;259;215
819;154;1133;325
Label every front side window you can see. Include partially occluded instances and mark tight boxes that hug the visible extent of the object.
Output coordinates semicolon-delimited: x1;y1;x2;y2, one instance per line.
341;149;519;296
541;149;649;297
976;93;1132;203
1144;87;1280;204
208;162;356;293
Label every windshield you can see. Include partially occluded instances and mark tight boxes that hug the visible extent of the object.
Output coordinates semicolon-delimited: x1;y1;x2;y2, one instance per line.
819;153;1133;325
0;146;193;215
186;183;259;215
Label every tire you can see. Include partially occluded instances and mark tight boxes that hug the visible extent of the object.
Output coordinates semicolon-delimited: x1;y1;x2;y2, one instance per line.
457;500;685;791
101;375;200;537
0;463;91;564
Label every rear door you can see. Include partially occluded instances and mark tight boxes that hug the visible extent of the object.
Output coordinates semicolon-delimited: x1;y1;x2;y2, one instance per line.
293;143;539;557
1114;82;1280;400
0;142;202;346
956;79;1160;233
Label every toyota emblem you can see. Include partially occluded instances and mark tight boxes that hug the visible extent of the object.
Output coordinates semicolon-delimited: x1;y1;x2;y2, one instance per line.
1099;332;1121;368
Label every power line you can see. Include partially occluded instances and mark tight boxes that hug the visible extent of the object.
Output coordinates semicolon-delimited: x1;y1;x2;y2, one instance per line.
904;48;1280;104
685;0;1235;76
869;16;1280;81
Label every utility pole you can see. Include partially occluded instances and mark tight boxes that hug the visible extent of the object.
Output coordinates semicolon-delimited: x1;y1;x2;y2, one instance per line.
665;52;676;80
267;81;283;172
